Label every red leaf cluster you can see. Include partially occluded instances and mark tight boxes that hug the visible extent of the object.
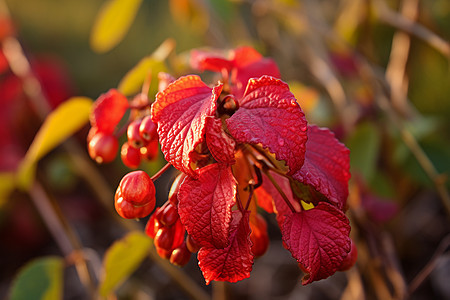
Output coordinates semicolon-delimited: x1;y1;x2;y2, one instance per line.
95;46;353;285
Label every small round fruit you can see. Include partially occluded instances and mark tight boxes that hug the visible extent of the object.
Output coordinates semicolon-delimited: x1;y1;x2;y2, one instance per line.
117;171;156;206
186;234;200;253
154;227;175;251
88;132;118;164
114;171;156;219
338;238;358;271
155;246;172;260
114;193;154;219
127;119;145;149
168;173;186;207
140;139;159;161
145;213;160;239
160;203;178;227
170;242;191;267
139;115;158;142
121;142;141;168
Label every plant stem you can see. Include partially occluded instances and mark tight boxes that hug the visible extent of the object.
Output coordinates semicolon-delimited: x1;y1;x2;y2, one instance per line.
29;181;96;297
263;170;297;213
151;162;172;181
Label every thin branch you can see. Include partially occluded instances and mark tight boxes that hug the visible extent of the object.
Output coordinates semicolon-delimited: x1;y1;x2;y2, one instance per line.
385;0;419;117
407;234;450;296
374;0;450;58
150;162;172;181
30;182;96;296
264;170;297;213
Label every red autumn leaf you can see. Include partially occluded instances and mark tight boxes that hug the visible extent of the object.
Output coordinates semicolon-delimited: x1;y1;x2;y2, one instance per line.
190;47;280;98
178;163;236;248
292;125;350;210
282;202;351;285
205;116;236;165
231;46;263;67
227;76;308;175
90;89;129;134
190;49;233;72
198;210;253;284
231;47;280;98
151;75;223;176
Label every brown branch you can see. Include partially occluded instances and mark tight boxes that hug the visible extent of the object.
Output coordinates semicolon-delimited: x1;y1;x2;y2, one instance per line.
29;182;96;297
407;234;450;296
374;0;450;58
385;0;419;117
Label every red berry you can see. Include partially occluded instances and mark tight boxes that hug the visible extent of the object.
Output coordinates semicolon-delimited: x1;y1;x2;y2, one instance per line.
127;119;145;149
145;213;159;239
338;238;358;271
140;139;159;161
186;234;200;253
88;132;118;164
168;173;186;207
160;203;178;227
170;242;191;267
249;214;269;257
118;171;156;206
170;219;186;250
87;126;99;143
114;171;156;219
121;142;141;168
139;116;158;142
90;89;129;134
154;227;175;251
155;246;172;260
114;193;154;219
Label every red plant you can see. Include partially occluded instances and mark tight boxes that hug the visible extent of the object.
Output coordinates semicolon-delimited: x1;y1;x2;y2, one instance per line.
89;46;353;285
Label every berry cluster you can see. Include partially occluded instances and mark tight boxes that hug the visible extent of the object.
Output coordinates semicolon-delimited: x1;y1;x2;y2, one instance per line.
87;89;159;168
145;173;200;266
87;46;356;285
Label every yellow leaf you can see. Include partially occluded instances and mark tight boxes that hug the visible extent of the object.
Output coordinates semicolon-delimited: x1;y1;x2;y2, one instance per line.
0;172;15;207
90;0;143;53
17;97;93;190
99;231;152;297
118;39;174;96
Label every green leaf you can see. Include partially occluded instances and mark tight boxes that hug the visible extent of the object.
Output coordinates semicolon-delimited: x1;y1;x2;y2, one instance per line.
117;39;174;96
210;0;233;22
90;0;143;53
17;97;93;190
346;122;381;182
10;256;64;300
99;231;152;297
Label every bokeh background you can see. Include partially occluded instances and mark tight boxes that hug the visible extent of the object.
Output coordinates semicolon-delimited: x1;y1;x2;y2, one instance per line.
1;0;450;299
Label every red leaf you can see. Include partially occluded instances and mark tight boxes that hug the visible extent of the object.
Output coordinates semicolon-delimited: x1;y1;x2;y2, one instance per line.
231;47;280;98
231;46;263;68
232;58;281;98
205;117;236;165
292;125;350;210
227;76;308;174
282;202;351;285
151;75;223;176
178;163;236;248
90;89;129;134
190;49;233;72
198;210;253;284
